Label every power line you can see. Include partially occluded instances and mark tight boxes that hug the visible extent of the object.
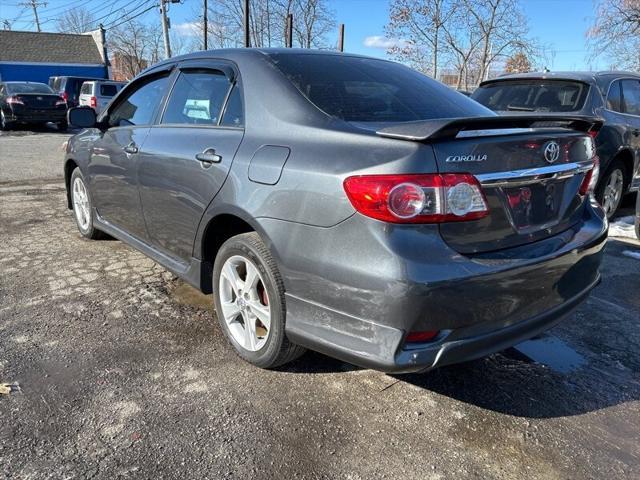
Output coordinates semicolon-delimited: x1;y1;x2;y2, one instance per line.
104;4;156;30
17;0;46;32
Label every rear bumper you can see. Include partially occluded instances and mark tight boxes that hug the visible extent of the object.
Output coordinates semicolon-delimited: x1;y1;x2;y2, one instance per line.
262;200;608;373
4;107;66;123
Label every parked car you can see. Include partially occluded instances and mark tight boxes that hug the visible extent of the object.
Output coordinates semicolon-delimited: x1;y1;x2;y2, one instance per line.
49;76;103;108
472;72;640;218
79;80;126;114
636;193;640;240
0;81;67;130
64;50;606;373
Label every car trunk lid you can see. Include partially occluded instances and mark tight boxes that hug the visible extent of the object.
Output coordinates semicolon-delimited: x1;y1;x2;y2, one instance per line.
15;93;62;109
375;116;601;254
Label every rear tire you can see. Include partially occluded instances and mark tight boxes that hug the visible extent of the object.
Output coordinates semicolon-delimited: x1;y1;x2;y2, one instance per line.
596;159;626;219
57;120;68;132
212;232;305;369
70;168;104;240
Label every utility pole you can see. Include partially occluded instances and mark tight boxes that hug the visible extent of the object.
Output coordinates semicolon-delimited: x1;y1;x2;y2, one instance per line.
243;0;250;47
19;0;46;32
285;13;293;48
159;0;172;58
203;0;208;50
3;20;11;30
338;23;344;52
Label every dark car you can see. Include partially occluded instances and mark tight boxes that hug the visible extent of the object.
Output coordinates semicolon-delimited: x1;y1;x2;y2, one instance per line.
472;72;640;218
49;76;103;108
0;81;67;130
63;50;606;373
636;193;640;239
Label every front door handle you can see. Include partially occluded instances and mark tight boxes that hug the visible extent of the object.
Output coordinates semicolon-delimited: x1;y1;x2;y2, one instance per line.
123;142;138;154
195;148;222;164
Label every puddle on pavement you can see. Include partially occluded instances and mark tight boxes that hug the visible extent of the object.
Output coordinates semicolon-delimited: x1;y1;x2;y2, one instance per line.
511;335;586;374
170;282;213;311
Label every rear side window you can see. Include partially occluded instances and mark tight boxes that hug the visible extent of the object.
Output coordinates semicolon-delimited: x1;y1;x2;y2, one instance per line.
220;85;244;127
100;84;118;97
607;80;622;112
622;79;640;116
80;83;92;95
109;75;169;127
472;80;589;112
269;53;491;122
162;69;231;125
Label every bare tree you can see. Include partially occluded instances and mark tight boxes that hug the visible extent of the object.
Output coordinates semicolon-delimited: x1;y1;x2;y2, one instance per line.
386;0;457;77
193;0;334;50
588;0;640;70
107;20;163;80
56;7;95;34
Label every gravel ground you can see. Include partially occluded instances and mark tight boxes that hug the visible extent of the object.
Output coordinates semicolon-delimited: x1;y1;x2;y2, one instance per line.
1;127;639;479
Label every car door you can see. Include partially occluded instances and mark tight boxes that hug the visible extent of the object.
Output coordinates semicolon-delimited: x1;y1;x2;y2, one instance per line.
137;60;245;262
87;69;172;240
621;79;640;180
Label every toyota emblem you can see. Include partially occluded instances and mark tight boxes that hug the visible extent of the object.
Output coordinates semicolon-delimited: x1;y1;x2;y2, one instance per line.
543;141;560;164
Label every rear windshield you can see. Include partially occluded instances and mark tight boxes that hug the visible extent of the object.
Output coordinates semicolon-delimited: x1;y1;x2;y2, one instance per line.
269;53;492;122
472;80;589;112
6;83;54;94
100;84;118;97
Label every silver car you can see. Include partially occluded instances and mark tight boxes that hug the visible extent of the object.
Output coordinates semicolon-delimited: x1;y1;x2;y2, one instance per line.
79;80;126;115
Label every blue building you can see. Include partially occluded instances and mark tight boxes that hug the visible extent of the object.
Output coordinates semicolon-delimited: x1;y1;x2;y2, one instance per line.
0;30;108;83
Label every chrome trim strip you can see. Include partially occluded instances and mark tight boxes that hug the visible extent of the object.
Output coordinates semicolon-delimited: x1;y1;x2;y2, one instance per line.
477;161;593;187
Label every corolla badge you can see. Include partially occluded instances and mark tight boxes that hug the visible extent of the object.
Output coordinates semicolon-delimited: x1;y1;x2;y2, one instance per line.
543;141;560;164
445;154;487;162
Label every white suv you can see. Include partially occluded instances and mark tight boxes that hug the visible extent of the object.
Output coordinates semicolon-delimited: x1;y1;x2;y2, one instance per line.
79;80;126;114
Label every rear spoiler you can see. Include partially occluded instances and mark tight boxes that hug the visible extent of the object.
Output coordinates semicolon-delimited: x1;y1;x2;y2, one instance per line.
375;115;603;142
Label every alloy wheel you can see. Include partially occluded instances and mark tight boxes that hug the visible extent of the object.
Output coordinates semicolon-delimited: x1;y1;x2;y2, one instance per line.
72;177;91;231
602;168;624;217
218;255;271;352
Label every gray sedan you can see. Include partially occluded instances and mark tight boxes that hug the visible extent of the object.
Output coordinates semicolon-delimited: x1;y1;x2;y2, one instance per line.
64;49;606;373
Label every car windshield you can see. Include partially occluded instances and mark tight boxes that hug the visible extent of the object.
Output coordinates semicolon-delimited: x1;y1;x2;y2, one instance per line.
472;80;589;112
269;53;492;122
6;82;55;94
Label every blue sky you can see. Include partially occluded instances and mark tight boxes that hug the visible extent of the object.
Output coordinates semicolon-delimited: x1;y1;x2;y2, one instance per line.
0;0;607;70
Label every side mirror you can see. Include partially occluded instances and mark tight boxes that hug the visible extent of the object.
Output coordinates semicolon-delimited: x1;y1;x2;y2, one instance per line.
68;106;97;128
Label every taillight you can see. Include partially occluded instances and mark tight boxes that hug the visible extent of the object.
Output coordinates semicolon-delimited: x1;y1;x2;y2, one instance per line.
587;129;599;140
406;331;439;343
6;96;24;105
343;173;489;223
90;96;97;108
55;96;66;106
579;157;600;195
60;91;68;101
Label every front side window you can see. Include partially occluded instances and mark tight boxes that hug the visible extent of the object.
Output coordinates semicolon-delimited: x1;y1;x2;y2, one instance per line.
109;74;169;127
100;84;118;97
269;53;491;122
162;69;231;125
607;80;622;112
622;79;640;116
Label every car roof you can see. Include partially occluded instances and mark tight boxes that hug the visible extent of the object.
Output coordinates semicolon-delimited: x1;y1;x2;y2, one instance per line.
142;48;395;75
480;70;640;86
3;81;49;85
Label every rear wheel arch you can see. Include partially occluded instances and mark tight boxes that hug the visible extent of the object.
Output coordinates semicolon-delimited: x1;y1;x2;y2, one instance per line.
64;159;79;209
611;148;634;191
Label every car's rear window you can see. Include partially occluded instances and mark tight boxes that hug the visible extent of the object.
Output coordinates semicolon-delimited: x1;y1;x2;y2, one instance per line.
6;83;54;94
268;53;492;122
100;84;118;97
472;80;590;112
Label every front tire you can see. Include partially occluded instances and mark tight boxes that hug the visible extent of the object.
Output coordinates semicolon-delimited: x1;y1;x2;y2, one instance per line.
57;120;68;132
212;232;305;368
596;160;626;219
0;110;12;131
70;168;104;239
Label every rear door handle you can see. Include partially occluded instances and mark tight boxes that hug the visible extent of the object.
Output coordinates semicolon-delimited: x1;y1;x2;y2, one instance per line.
123;142;138;154
195;148;222;164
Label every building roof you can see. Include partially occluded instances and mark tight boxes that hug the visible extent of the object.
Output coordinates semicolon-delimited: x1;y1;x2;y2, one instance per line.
0;30;104;65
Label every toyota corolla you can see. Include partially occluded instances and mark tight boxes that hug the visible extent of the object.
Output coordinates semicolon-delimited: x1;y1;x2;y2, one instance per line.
64;49;607;372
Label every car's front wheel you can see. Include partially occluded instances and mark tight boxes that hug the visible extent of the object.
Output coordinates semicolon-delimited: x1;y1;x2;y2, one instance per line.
596;160;626;219
70;168;103;239
212;232;305;368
